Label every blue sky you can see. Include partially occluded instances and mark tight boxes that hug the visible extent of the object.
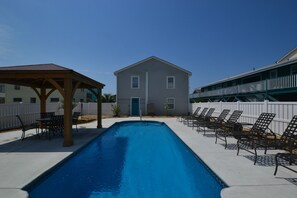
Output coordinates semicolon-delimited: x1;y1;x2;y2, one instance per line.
1;0;297;94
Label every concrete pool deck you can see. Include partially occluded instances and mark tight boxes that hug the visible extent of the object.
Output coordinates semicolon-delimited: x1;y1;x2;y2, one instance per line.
0;117;296;197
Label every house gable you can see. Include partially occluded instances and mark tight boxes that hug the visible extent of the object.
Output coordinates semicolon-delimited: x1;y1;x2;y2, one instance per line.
114;56;192;76
277;47;297;63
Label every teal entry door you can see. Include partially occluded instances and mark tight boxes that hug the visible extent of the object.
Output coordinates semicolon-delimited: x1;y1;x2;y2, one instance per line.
131;98;140;116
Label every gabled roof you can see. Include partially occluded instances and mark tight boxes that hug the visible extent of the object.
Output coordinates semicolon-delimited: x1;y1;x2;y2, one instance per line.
0;63;70;71
0;63;105;89
114;56;192;76
277;47;297;63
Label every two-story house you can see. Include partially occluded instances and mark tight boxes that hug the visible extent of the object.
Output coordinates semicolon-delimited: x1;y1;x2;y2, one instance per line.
114;56;192;116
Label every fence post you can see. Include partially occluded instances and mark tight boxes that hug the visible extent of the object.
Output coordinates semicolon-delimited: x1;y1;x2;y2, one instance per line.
264;100;268;112
236;101;240;110
220;101;223;112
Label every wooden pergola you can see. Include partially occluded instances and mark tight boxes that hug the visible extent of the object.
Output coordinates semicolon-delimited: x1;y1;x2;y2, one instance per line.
0;64;105;147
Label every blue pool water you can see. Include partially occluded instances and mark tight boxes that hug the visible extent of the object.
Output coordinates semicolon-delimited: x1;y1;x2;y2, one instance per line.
28;121;225;198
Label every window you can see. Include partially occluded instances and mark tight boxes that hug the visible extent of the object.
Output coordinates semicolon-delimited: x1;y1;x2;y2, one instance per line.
166;98;175;110
0;85;4;93
30;97;36;103
80;99;84;102
50;98;59;102
14;85;20;90
131;76;140;89
13;98;22;103
167;76;175;89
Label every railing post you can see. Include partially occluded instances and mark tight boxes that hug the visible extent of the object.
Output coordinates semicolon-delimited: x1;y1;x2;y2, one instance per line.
265;79;268;100
220;101;223;112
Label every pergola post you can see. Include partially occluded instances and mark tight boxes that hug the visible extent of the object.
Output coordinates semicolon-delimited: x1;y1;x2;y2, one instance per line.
40;87;46;113
97;88;102;128
63;78;73;147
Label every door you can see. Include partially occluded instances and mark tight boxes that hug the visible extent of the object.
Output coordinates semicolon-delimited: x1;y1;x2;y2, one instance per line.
131;98;140;116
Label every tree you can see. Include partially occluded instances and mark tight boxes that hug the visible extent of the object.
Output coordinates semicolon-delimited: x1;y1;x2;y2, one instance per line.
102;93;116;103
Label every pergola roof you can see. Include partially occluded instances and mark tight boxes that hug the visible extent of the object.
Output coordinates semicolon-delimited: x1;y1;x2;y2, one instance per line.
0;63;104;147
0;63;104;89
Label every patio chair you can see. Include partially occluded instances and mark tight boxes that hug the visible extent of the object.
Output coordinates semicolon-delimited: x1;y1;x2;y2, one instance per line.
236;113;276;157
214;110;243;148
197;109;231;135
72;112;81;132
16;115;39;140
39;112;55;132
47;115;64;139
192;108;215;131
184;107;208;126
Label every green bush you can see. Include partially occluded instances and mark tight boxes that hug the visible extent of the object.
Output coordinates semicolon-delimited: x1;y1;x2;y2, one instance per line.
112;104;121;117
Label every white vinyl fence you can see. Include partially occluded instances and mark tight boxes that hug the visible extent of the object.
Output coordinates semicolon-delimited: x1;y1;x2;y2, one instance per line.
191;101;297;135
0;102;115;131
73;103;115;116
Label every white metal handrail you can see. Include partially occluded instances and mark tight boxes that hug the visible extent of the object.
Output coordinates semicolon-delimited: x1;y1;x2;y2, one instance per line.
192;74;297;98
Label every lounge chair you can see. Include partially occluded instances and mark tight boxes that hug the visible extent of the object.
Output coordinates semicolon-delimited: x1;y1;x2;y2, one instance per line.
197;109;231;135
192;108;216;131
235;113;276;157
192;108;215;132
214;110;243;148
274;149;297;175
179;107;201;122
252;115;297;172
184;107;208;127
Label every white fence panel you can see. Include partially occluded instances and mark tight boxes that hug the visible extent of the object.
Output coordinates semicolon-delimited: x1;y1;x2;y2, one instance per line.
74;102;115;116
0;102;115;131
191;101;297;135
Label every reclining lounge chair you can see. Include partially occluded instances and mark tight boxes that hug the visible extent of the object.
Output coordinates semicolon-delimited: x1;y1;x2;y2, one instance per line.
235;113;276;158
198;109;231;135
192;108;215;131
184;107;208;127
214;110;243;148
179;107;201;122
252;115;297;173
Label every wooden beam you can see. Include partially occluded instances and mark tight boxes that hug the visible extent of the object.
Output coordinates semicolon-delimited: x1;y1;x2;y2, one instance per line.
72;81;81;97
87;88;97;96
46;88;57;100
30;87;41;98
47;78;65;98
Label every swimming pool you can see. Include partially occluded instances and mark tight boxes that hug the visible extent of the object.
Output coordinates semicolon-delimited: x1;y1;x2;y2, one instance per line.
27;121;226;197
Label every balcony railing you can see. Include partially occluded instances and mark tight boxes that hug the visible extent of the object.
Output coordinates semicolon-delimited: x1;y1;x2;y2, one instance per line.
191;74;297;98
